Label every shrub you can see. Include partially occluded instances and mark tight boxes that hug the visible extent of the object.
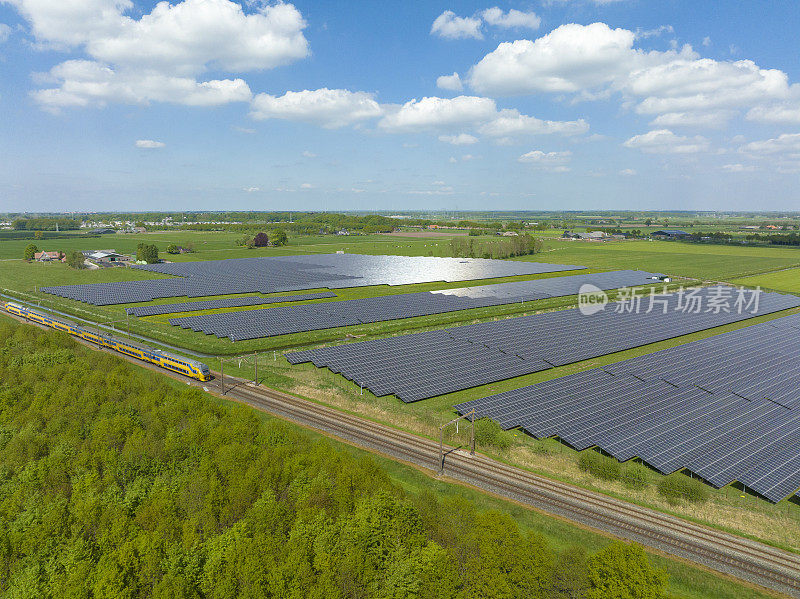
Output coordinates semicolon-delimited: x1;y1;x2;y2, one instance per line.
473;418;511;450
657;473;710;504
166;243;180;254
578;451;621;481
622;463;650;490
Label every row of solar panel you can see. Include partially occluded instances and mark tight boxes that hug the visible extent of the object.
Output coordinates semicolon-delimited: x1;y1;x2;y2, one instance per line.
285;286;800;403
168;270;665;341
40;254;585;305
125;292;337;317
455;313;800;503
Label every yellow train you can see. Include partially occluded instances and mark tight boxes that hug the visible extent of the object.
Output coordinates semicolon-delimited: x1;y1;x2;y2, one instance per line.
2;301;212;381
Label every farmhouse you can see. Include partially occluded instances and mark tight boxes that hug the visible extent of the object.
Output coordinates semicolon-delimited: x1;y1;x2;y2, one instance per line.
34;251;63;262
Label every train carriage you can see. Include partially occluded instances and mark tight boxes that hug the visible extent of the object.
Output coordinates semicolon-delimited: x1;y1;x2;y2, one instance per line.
1;301;212;382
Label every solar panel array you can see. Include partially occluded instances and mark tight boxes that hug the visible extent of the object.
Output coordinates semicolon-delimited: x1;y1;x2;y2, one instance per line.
40;254;585;305
169;270;663;341
125;292;337;317
286;286;800;403
456;312;800;502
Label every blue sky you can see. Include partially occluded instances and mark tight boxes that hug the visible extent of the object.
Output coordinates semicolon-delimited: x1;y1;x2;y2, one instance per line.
2;0;800;212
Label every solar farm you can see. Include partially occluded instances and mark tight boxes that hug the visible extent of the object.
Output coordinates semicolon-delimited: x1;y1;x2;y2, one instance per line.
18;247;800;508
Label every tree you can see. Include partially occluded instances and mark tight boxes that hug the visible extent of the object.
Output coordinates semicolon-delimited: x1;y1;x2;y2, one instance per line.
66;250;86;269
253;232;270;247
270;228;287;246
586;542;667;599
136;243;159;263
34;231;44;240
166;244;180;254
23;244;38;261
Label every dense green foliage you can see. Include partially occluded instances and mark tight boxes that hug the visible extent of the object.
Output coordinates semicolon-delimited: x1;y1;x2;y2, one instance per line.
0;321;669;598
166;244;180;254
271;228;288;246
22;244;37;261
136;243;160;264
448;234;543;259
578;451;622;481
657;473;710;505
65;250;86;269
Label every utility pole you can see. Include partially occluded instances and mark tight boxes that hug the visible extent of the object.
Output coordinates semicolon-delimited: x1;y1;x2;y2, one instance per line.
220;359;225;394
253;352;258;385
438;409;476;474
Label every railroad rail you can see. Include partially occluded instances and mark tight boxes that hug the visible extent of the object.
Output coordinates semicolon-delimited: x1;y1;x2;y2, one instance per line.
4;309;800;597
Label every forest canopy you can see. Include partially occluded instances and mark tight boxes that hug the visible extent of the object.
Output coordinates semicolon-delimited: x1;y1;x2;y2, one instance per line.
0;320;667;598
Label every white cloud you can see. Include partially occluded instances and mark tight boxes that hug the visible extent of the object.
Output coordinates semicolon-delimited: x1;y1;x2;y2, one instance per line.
135;139;165;148
250;88;383;128
623;129;710;154
232;126;255;134
33;60;252;109
649;110;734;129
469;23;646;95
437;72;463;91
517;149;572;171
430;10;482;40
619;168;636;176
378;95;496;132
243;186;261;192
722;164;756;172
439;133;478;145
702;36;711;47
300;182;314;189
461;153;476;161
11;0;309;109
301;150;317;158
432;180;446;185
739;133;800;155
467;21;797;132
478;109;589;138
635;25;674;39
0;23;10;43
481;7;540;30
449;156;457;163
378;95;588;141
746;103;800;124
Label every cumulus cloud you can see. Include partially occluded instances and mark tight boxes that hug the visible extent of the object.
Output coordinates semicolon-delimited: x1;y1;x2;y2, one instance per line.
378;95;496;132
0;23;10;43
623;129;710;154
301;150;317;158
243;186;261;192
430;10;482;40
33;60;252;109
478;109;588;138
8;0;309;109
437;72;463;91
481;7;540;30
439;133;478;145
746;103;800;124
466;21;796;131
250;88;383;128
649;110;733;129
135;139;165;148
619;168;636;176
377;95;589;142
517;149;572;171
739;133;800;155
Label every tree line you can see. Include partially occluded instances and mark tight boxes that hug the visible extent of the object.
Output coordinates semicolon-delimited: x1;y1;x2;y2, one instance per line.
12;218;80;231
0;321;669;598
449;234;544;259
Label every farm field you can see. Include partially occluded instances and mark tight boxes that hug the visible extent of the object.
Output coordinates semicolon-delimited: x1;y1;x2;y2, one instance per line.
523;238;800;281
732;267;800;293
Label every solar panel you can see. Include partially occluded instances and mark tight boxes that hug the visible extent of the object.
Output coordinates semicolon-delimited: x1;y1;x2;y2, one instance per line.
40;253;586;305
166;270;664;340
125;292;337;317
287;286;800;406
454;308;800;503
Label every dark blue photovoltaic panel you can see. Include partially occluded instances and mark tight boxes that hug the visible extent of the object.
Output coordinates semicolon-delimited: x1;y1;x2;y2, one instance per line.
125;292;336;317
168;270;664;340
287;286;800;406
455;310;800;503
40;254;585;305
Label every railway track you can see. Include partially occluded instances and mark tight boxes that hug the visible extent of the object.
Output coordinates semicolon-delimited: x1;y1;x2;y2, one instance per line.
219;377;800;598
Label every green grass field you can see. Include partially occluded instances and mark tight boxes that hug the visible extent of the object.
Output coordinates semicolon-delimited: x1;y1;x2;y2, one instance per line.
733;267;800;293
